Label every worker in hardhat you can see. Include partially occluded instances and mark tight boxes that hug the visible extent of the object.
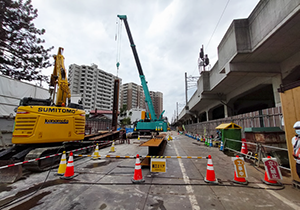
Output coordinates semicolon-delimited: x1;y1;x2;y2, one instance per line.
292;121;300;178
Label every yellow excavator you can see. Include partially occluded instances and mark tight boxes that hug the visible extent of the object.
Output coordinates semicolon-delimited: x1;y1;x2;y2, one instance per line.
12;47;85;144
0;48;86;181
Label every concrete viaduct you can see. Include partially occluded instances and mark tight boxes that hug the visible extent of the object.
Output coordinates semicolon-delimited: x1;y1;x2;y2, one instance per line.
176;0;300;125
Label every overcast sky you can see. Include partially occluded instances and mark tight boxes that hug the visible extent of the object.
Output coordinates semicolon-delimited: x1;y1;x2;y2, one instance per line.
30;0;260;122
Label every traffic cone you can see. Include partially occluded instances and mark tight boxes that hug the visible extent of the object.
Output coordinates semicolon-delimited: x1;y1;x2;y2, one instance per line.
110;140;115;152
209;138;213;147
92;144;100;160
204;155;218;184
56;151;67;176
233;171;248;185
262;156;282;186
262;171;282;186
60;152;77;180
132;154;145;183
241;139;248;155
220;141;224;151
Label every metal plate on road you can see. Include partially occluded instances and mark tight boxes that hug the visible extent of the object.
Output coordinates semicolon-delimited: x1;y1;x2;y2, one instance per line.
151;158;166;173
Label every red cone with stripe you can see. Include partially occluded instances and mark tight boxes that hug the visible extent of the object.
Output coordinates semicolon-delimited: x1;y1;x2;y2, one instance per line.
204;155;218;184
131;154;145;183
60;152;77;180
241;138;248;155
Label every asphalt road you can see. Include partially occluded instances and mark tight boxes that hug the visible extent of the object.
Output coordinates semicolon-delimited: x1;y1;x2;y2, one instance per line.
0;131;300;210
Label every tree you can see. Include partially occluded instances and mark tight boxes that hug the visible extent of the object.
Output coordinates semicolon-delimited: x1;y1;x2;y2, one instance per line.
120;117;131;126
119;104;127;117
0;0;53;82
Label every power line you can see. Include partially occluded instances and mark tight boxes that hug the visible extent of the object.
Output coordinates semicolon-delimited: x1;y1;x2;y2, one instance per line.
206;0;231;49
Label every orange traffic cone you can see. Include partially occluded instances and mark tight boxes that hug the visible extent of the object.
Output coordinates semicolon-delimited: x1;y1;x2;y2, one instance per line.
131;154;145;183
233;171;248;185
60;152;77;180
241;138;248;155
204;155;218;184
56;151;67;176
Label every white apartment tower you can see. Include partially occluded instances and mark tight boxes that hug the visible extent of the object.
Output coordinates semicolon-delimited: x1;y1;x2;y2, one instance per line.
68;64;121;112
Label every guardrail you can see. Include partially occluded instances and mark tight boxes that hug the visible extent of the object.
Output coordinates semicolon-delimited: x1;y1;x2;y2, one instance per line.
223;138;290;171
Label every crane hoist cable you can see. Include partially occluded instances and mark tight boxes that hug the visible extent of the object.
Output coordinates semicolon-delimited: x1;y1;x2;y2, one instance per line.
115;17;123;77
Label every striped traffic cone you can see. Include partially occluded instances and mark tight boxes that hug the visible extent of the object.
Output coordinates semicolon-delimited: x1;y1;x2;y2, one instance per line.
204;155;218;184
220;141;224;151
60;152;77;180
131;154;145;183
56;151;67;176
110;140;115;152
241;139;248;155
92;144;100;160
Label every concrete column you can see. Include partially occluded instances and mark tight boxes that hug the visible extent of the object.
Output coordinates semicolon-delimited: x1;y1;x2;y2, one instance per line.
224;104;228;118
206;111;209;121
272;74;282;107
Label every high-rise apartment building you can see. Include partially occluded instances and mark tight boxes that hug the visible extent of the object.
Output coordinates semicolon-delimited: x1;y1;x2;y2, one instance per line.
120;82;163;118
68;64;121;112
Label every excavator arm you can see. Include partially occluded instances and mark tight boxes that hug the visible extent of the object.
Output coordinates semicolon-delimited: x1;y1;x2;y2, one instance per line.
49;47;71;106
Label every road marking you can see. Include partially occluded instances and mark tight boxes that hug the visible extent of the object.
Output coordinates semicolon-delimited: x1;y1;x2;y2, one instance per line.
256;183;299;210
174;142;200;210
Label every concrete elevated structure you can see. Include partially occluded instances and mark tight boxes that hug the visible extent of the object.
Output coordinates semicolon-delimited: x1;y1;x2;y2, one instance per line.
178;0;300;124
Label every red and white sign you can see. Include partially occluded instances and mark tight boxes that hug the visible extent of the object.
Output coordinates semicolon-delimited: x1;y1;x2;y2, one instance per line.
262;157;282;180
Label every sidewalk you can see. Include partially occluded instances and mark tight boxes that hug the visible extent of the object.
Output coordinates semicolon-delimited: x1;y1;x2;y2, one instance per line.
173;131;300;210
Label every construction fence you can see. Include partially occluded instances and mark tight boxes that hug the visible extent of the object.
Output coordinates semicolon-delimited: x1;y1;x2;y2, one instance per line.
224;138;290;171
85;118;112;134
185;107;283;137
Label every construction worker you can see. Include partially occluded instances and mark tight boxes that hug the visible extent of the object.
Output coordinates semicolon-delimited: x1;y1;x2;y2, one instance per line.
292;121;300;178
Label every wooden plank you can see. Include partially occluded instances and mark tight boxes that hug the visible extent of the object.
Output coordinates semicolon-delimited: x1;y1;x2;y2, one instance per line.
280;85;300;183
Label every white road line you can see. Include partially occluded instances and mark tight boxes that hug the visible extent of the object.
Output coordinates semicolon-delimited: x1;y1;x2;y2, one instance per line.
174;142;201;210
256;183;299;210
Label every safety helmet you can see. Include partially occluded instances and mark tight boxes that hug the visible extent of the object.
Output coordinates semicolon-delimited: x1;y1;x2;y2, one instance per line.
293;121;300;129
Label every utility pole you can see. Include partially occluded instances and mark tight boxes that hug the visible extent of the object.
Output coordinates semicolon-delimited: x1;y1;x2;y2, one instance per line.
185;72;188;108
177;102;178;122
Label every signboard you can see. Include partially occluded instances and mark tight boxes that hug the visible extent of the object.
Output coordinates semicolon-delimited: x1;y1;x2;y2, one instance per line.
262;157;282;180
151;158;166;173
231;156;247;178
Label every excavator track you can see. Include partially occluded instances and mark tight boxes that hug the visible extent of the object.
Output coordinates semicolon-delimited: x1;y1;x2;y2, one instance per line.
23;147;63;172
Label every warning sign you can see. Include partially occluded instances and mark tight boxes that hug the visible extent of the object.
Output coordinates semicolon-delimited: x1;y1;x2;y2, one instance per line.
231;156;248;178
262;157;282;180
151;158;166;173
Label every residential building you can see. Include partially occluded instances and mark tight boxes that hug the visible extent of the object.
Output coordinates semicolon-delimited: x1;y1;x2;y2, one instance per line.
68;64;121;113
120;82;163;118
